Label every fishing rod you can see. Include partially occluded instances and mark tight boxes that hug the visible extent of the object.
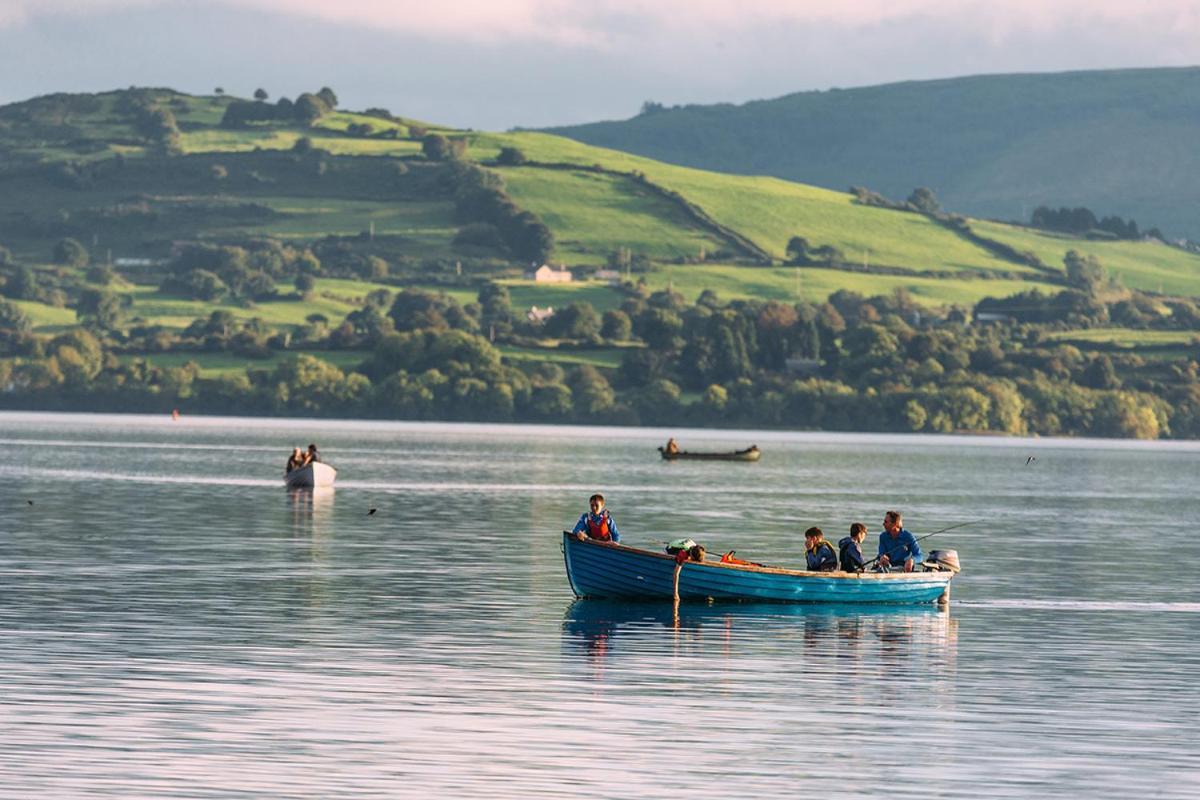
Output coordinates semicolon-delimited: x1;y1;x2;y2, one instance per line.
864;519;979;570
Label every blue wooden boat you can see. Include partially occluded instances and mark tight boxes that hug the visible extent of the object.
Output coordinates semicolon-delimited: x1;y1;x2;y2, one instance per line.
562;532;954;605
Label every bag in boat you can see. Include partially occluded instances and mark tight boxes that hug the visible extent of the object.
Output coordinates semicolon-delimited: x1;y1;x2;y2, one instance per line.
922;549;962;573
665;538;698;555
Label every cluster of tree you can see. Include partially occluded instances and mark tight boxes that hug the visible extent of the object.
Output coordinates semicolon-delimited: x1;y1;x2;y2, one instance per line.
344;121;401;139
159;243;319;303
601;287;1188;438
220;87;339;128
3;92;104;126
849;186;907;211
3;277;1199;438
496;147;527;166
0;249;72;308
421;133;468;161
1030;206;1158;240
109;90;183;155
444;162;555;264
785;236;843;266
130;101;181;155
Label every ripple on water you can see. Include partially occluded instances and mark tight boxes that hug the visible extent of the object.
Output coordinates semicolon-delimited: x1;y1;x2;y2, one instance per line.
0;414;1197;799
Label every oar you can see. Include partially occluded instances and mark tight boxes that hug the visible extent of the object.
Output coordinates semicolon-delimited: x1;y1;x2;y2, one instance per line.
865;520;978;570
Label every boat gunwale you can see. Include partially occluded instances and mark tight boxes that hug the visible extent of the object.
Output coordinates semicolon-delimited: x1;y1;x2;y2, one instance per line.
561;532;953;583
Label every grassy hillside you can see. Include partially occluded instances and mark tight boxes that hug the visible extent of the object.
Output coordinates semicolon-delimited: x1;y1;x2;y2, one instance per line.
636;265;1061;308
482;132;1027;272
3;85;1200;383
497;167;727;262
544;67;1200;241
481;131;1200;294
1;88;1198;441
971;221;1200;296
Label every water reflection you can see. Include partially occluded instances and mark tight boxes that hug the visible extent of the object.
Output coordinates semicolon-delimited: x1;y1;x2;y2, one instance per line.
562;599;958;684
287;487;335;530
4;414;1197;799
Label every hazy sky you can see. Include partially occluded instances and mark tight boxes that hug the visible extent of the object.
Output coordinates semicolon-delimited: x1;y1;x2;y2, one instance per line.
2;0;1199;129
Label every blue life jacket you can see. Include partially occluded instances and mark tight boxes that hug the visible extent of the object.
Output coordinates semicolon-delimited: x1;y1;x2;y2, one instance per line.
838;536;865;572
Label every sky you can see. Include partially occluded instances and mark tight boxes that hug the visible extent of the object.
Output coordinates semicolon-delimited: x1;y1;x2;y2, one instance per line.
1;0;1199;129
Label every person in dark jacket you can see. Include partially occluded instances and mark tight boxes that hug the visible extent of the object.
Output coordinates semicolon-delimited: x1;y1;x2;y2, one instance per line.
285;447;304;474
804;526;838;571
839;522;868;573
303;443;321;466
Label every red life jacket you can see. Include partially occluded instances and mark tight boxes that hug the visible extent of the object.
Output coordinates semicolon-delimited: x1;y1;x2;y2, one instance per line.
586;512;612;541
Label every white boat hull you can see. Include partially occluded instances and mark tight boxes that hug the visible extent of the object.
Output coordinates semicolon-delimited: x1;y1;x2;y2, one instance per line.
285;462;337;488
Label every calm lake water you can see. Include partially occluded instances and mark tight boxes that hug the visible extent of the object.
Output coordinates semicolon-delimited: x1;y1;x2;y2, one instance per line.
1;412;1197;798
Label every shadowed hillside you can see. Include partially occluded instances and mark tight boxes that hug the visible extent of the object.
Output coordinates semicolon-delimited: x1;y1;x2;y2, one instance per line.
545;67;1200;240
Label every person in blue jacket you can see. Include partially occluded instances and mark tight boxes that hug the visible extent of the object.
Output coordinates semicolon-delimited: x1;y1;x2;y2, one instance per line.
804;526;838;571
573;493;620;543
877;510;922;572
839;522;868;573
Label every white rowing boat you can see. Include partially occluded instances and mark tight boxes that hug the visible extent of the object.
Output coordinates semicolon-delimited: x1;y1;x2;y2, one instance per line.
285;462;337;488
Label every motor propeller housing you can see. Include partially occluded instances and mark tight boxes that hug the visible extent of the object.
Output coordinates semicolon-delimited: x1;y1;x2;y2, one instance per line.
923;549;962;573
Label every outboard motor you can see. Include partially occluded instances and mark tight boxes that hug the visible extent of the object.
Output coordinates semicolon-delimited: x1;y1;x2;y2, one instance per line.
923;549;962;573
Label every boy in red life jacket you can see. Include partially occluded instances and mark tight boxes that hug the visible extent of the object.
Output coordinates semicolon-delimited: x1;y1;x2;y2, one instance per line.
573;493;621;543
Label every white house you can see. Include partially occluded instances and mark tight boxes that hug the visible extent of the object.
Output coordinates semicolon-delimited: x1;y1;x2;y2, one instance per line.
784;357;822;376
526;305;556;323
525;264;573;283
974;312;1013;324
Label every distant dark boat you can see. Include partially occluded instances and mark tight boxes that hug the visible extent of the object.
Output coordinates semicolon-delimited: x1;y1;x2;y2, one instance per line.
562;532;954;604
658;445;761;462
285;462;337;488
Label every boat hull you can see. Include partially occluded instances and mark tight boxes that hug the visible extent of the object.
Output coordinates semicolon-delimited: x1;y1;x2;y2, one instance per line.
562;532;952;604
285;462;337;488
659;447;761;462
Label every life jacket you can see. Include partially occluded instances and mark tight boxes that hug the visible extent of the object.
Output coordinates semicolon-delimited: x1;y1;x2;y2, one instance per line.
806;540;838;571
721;551;764;567
586;511;612;541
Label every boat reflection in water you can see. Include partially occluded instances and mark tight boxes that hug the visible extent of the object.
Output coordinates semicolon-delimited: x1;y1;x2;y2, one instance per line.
562;599;957;686
287;486;335;539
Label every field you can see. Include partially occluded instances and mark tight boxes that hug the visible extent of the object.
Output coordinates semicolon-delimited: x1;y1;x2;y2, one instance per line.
499;280;625;313
478;133;1036;275
179;128;424;158
1044;328;1200;347
497;345;627;369
971;221;1200;296
249;197;456;247
498;167;726;262
101;277;401;333
116;349;370;377
636;265;1060;307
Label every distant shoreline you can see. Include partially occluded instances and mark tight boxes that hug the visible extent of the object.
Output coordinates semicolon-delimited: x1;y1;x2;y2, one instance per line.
2;409;1196;451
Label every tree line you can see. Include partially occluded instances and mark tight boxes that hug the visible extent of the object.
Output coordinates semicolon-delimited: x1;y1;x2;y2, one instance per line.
2;275;1197;439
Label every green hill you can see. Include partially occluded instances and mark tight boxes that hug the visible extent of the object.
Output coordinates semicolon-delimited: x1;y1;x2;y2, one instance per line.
3;84;1200;342
1;88;1198;440
544;67;1200;241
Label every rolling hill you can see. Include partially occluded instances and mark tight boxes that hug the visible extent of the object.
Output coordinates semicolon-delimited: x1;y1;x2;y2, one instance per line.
544;66;1200;241
2;85;1200;340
